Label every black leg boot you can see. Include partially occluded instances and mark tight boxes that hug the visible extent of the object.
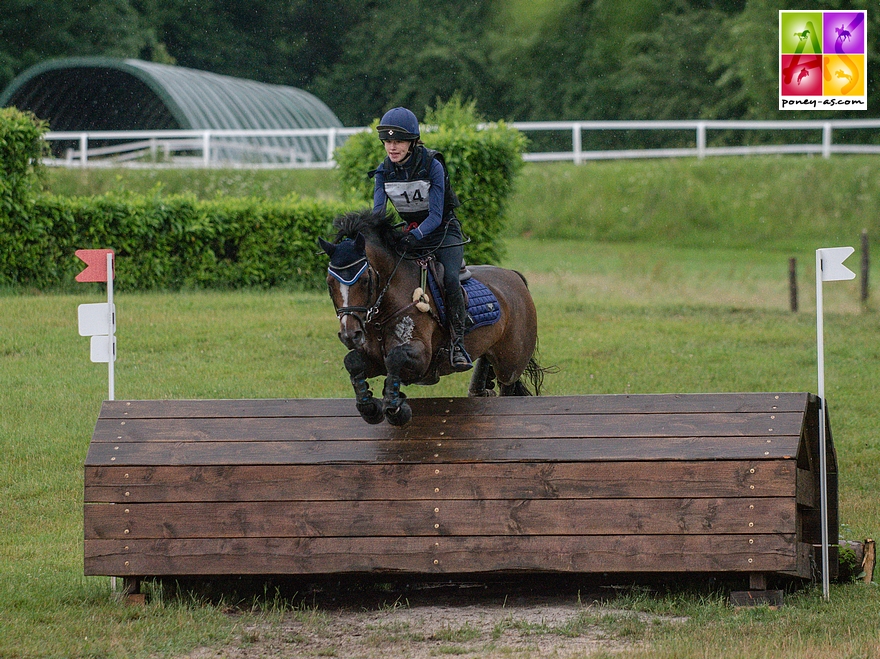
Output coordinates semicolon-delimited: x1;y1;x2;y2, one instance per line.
450;308;473;372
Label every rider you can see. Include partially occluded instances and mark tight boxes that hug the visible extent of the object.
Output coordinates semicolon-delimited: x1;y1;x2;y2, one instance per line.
370;106;472;372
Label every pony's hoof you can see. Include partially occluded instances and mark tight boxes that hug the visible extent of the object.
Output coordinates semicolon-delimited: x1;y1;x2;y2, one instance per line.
356;400;385;425
385;401;412;426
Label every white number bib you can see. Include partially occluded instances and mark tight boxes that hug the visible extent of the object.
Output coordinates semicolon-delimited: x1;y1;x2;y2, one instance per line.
384;180;430;213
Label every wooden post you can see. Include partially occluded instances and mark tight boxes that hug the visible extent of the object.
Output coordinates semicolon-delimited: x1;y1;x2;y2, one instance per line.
864;539;876;583
789;257;798;312
861;229;869;303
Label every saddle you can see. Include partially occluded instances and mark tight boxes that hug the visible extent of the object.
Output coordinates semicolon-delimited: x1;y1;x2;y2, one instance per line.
422;258;501;332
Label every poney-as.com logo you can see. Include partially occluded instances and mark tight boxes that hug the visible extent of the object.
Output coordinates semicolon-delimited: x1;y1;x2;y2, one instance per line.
779;10;867;110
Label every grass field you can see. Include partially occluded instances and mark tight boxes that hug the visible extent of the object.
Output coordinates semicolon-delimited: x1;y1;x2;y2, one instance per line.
4;158;879;657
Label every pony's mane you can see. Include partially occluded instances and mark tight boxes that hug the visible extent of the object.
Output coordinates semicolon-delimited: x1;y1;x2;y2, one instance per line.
333;209;399;253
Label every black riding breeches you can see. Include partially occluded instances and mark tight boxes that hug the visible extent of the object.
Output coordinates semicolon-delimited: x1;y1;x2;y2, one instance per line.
419;219;466;323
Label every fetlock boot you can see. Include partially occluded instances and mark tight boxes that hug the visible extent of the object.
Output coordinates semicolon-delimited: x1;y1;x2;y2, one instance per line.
450;311;473;372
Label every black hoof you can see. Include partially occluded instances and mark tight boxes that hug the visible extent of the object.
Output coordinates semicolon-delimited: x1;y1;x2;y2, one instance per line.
356;399;385;425
385;401;413;426
468;388;497;398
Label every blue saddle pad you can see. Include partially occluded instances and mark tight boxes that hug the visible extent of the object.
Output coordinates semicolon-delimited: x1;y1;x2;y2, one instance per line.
427;271;501;331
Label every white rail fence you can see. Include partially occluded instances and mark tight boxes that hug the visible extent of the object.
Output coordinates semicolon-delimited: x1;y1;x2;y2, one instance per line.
44;119;880;168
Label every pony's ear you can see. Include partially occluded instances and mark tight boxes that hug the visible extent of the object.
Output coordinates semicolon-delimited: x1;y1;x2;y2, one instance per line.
318;238;336;256
355;233;366;251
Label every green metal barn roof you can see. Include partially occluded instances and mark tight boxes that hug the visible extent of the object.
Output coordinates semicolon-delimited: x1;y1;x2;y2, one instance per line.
0;57;343;162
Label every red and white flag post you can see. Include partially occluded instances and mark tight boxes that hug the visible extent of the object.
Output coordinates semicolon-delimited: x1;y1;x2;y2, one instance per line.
815;246;856;601
75;249;116;400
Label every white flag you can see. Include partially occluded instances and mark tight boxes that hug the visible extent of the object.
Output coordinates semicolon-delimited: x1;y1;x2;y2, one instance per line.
818;247;856;282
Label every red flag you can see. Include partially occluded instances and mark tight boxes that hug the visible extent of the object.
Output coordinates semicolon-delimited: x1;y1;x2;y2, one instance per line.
75;249;115;283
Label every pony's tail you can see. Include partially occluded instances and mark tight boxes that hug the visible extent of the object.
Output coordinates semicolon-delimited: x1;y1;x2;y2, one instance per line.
517;342;558;396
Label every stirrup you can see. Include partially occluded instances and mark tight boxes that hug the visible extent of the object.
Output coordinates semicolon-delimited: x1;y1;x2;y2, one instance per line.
451;343;473;372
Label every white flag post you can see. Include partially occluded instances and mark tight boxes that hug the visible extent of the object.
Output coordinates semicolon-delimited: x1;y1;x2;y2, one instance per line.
75;249;117;399
75;249;117;591
815;246;856;601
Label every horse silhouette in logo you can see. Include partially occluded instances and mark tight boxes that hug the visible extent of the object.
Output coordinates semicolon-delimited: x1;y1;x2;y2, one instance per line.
797;67;810;85
835;25;852;43
794;29;810;41
835;69;853;83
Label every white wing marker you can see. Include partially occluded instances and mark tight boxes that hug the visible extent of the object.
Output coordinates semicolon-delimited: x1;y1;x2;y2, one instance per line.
75;250;116;400
815;246;855;601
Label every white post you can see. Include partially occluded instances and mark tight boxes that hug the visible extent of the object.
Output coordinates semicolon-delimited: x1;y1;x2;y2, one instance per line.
572;124;583;165
80;133;88;167
107;252;115;401
697;122;707;159
814;245;856;602
326;127;337;164
202;131;211;167
822;123;833;159
815;249;829;601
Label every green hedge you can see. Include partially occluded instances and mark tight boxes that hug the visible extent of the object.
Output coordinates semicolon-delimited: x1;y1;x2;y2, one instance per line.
335;98;526;265
0;107;46;208
3;192;345;291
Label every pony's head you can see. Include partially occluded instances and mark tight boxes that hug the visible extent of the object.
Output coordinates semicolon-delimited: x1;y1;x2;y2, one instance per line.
319;232;375;350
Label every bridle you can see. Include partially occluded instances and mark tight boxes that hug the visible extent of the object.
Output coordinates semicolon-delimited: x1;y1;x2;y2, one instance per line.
328;251;406;330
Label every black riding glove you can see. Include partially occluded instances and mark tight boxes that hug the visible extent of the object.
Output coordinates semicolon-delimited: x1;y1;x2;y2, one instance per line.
398;232;418;252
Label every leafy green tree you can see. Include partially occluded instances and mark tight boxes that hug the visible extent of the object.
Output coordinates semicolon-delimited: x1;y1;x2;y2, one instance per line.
0;0;154;90
309;0;496;125
150;0;366;88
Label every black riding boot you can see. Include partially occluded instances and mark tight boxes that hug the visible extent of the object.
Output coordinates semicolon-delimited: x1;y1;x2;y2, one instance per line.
450;308;473;372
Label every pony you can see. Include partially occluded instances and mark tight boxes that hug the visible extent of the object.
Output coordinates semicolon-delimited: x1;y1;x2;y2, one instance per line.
319;209;544;426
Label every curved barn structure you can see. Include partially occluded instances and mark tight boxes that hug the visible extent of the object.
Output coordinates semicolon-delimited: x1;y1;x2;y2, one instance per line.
0;57;343;164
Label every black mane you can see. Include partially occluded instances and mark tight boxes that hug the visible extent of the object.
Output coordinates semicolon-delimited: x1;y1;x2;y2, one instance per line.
333;209;399;253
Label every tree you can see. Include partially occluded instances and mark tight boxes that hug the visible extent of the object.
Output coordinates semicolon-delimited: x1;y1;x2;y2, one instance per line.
149;0;366;88
0;0;154;91
309;0;496;125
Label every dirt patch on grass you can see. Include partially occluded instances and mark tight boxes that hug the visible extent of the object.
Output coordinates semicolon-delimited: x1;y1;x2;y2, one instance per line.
177;579;687;659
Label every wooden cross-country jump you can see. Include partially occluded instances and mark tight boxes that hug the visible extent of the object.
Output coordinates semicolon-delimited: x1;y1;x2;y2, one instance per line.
83;392;837;599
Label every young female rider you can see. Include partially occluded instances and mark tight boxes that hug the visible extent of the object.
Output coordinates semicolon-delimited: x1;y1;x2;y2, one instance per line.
370;106;472;372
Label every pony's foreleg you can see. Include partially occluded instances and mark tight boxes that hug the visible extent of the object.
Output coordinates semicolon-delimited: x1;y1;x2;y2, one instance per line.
381;345;415;426
344;350;384;425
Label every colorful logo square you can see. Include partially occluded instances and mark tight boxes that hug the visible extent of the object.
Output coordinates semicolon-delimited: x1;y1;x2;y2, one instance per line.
779;10;867;110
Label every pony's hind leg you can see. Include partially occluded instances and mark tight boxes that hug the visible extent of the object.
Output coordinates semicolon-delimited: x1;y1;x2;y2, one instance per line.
344;350;384;424
468;357;497;397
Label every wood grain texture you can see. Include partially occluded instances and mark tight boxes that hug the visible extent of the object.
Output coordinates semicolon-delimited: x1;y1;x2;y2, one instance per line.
85;436;800;466
84;461;797;503
84;535;801;576
84;497;796;539
95;393;811;420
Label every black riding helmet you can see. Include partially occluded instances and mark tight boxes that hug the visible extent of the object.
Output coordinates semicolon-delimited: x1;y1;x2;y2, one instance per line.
377;107;420;142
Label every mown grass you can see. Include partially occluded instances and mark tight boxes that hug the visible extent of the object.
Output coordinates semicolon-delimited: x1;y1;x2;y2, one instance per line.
41;165;341;202
5;158;879;657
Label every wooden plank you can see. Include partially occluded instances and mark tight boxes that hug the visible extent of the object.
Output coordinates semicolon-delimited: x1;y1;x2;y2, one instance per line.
89;411;805;444
84;461;798;503
96;393;812;420
796;468;816;507
84;534;800;576
84;497;797;539
84;435;802;466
